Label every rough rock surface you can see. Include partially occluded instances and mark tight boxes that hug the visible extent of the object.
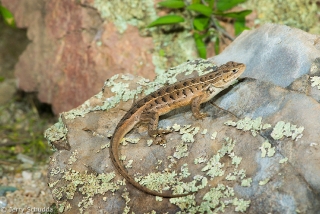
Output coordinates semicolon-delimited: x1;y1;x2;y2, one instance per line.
1;0;156;114
46;24;320;213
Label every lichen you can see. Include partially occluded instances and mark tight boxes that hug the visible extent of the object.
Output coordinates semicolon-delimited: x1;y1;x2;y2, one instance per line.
241;178;252;187
68;150;78;165
210;131;217;140
270;121;304;140
125;160;133;168
170;124;200;159
259;178;270;186
310;76;320;89
194;156;207;164
260;140;275;158
44;115;68;149
135;171;189;194
201;129;207;135
279;157;288;164
224;117;271;137
93;0;156;33
202;138;237;179
53;169;119;213
233;198;251;213
242;0;320;34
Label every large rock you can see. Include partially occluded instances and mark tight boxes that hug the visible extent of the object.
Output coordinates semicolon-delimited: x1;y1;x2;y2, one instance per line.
1;0;157;114
45;24;320;213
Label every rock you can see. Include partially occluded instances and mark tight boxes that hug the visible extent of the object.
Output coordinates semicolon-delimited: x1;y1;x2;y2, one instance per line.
1;0;156;114
46;24;320;213
21;171;32;181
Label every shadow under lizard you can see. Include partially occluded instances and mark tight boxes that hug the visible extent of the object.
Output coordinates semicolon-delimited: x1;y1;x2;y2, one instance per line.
109;61;246;198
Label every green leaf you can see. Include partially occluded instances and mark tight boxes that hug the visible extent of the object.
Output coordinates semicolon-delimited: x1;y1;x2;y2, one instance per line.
147;15;185;27
158;0;185;9
193;33;207;59
217;10;252;19
0;6;15;27
193;17;210;31
187;4;212;17
0;76;5;82
214;37;220;55
234;18;249;35
216;0;247;11
206;0;215;8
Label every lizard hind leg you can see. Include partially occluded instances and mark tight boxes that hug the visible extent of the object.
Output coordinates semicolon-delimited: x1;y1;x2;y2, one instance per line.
140;111;171;145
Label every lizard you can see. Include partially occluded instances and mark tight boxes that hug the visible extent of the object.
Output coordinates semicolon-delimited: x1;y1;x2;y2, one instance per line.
109;61;246;198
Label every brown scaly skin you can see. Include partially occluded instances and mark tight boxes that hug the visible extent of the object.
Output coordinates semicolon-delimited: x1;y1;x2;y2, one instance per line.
109;61;246;198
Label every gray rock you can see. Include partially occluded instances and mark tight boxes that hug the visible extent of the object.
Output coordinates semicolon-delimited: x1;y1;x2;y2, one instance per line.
46;24;320;213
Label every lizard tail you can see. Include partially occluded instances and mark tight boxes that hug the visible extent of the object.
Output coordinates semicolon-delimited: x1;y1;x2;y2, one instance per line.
109;129;192;198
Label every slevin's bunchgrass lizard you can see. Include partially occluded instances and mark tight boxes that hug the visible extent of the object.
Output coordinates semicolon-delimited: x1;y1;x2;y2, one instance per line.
109;61;246;198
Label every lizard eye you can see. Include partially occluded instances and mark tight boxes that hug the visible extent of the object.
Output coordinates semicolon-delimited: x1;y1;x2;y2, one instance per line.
232;69;238;73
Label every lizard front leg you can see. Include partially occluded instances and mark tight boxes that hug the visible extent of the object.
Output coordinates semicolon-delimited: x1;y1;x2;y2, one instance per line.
191;94;209;120
141;111;171;145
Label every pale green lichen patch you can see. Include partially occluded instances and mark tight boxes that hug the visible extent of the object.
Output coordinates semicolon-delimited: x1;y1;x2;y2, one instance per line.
171;184;250;213
44;116;68;149
259;178;270;186
194;156;207;164
173;142;189;159
226;169;246;181
52;169;119;213
121;190;131;214
135;171;189;194
224;117;271;137
225;117;304;142
211;131;218;140
125;160;133;168
170;124;200;159
68;150;78;165
179;164;191;178
241;178;252;187
201;129;208;135
310;76;320;89
147;139;153;147
202;137;237;179
270;121;304;140
260;140;276;158
279;157;288;164
233;198;251;213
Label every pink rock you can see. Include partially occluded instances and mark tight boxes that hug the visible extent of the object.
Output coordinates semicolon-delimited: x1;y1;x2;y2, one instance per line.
2;0;155;114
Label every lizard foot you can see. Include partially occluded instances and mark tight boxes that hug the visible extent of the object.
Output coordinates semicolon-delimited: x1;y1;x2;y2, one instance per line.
149;129;172;145
194;112;208;120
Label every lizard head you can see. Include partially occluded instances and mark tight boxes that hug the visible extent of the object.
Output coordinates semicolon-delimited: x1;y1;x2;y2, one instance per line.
212;61;246;88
